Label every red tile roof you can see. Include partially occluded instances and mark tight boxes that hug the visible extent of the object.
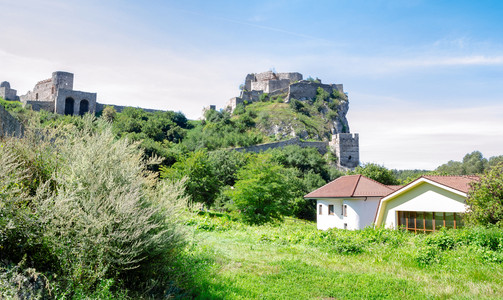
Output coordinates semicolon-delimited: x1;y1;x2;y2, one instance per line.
304;175;396;198
421;175;479;193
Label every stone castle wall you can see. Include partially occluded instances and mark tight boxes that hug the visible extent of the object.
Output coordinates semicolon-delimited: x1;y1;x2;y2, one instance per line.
0;81;18;100
0;104;23;138
95;103;165;114
233;137;329;155
55;89;97;115
287;81;344;101
25;100;55;112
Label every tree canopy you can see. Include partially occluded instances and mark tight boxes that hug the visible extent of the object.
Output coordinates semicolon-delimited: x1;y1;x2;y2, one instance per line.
465;163;503;226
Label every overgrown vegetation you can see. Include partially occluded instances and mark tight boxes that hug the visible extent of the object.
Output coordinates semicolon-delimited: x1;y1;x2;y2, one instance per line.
0;116;190;298
186;212;503;299
3;95;503;298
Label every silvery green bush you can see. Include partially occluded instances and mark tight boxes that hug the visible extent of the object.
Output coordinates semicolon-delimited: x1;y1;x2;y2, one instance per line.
1;115;188;297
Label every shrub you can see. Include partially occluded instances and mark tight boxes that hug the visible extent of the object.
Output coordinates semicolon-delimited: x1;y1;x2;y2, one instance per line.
35;116;188;295
415;245;442;266
465;162;503;226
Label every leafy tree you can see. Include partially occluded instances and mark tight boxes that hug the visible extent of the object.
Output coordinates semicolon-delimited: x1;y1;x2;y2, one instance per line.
101;105;116;122
350;163;399;185
268;145;330;181
436;151;488;175
489;155;503;168
436;160;464;175
226;155;292;224
462;151;487;174
465;163;503;226
160;150;220;207
208;150;249;186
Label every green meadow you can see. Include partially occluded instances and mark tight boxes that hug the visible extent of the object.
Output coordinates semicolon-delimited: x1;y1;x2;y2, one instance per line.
185;212;503;299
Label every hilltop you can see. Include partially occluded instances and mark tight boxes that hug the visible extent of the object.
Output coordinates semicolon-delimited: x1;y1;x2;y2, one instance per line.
221;71;351;141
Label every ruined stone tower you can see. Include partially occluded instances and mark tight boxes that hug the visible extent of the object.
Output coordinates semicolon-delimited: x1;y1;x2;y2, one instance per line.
330;133;360;169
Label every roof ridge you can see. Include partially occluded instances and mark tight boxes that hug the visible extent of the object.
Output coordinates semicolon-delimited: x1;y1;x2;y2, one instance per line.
350;174;362;196
360;175;396;191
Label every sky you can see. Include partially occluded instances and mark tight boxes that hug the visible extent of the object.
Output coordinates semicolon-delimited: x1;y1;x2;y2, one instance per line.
1;0;502;170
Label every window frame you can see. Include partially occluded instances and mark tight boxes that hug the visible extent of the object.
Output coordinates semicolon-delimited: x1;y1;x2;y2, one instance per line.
397;211;463;233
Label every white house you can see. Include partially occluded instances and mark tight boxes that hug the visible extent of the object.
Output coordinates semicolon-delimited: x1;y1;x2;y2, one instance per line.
374;175;479;232
304;175;399;230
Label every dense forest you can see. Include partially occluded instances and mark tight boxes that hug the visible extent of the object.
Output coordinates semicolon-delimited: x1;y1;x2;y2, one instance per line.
2;97;503;298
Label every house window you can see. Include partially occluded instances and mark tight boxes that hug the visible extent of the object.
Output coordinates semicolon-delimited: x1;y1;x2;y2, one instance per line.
397;211;464;233
328;205;334;215
319;204;322;215
344;223;348;229
343;204;347;217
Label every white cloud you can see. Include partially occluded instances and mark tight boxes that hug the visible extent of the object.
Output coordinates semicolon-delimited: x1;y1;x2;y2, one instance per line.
350;101;503;169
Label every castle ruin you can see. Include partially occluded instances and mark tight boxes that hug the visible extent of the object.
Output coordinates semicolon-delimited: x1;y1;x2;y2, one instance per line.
224;70;359;169
19;71;97;115
226;70;345;112
0;81;18;101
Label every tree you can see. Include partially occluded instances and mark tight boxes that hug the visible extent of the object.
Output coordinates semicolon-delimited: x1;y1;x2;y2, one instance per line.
465;163;503;226
160;150;220;207
226;155;292;224
350;163;399;185
436;151;488;175
462;151;487;174
101;105;117;122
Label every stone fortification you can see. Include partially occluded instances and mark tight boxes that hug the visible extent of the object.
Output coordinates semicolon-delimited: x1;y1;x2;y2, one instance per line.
287;81;343;102
233;133;359;169
329;133;359;169
226;71;345;113
227;71;304;110
223;70;359;169
245;71;302;93
233;137;329;155
19;71;97;116
0;104;23;138
94;103;165;114
0;81;18;100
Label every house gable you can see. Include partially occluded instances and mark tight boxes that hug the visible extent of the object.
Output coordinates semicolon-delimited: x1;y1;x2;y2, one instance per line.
374;177;473;228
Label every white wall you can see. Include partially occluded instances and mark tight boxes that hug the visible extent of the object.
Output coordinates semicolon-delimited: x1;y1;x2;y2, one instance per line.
382;183;468;228
317;197;381;230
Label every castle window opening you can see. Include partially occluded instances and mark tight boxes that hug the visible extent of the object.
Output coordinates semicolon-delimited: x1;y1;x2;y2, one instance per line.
65;97;75;115
348;155;352;160
52;86;55;94
36;93;38;100
79;99;89;116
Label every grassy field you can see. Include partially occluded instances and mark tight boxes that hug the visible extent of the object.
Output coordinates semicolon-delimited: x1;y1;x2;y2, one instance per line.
185;212;503;299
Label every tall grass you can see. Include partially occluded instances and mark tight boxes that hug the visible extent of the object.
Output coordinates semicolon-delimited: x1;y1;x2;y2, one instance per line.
186;212;503;299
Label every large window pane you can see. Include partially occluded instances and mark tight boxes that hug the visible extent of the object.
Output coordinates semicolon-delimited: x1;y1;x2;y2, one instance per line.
435;212;444;230
425;212;433;231
416;212;424;230
398;211;405;228
407;212;415;230
456;213;465;228
445;213;455;228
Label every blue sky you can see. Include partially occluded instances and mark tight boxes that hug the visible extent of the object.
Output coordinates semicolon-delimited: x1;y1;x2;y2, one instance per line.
1;0;502;169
